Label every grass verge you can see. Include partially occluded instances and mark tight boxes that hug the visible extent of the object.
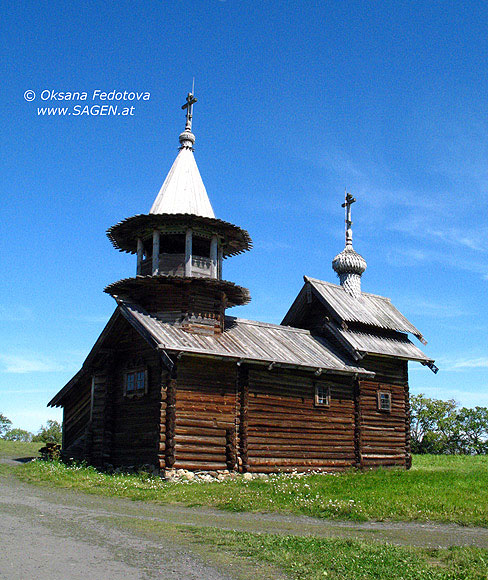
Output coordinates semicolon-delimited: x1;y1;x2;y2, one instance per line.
184;527;488;580
109;517;488;580
9;452;488;527
0;440;43;459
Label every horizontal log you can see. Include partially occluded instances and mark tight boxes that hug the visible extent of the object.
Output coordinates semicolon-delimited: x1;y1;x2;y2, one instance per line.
248;418;354;430
175;451;226;462
248;434;354;446
361;453;405;459
248;402;354;417
175;443;226;454
172;461;227;471
248;441;354;451
175;417;234;429
249;450;355;459
175;434;227;445
246;429;353;441
175;426;228;437
248;457;353;467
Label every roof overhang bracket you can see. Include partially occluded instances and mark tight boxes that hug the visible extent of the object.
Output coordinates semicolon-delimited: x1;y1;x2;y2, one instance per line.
421;360;439;374
158;348;175;374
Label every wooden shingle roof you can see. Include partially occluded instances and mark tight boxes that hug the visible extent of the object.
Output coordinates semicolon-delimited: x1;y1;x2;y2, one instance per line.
284;276;425;342
119;301;371;376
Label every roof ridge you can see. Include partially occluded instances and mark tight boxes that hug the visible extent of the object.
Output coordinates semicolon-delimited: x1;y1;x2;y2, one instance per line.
225;316;310;333
304;276;391;301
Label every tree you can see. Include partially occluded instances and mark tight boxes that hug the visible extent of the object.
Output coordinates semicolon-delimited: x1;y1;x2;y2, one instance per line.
0;413;12;438
3;428;33;442
410;394;458;454
411;395;488;455
456;407;488;455
32;420;62;445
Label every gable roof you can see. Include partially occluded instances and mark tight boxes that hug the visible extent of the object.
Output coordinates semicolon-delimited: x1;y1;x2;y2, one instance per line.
326;324;433;362
281;275;435;366
49;301;373;407
149;146;215;218
283;276;425;342
119;301;370;376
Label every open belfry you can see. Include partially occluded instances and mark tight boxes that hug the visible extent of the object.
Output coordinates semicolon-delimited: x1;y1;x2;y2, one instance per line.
49;93;436;473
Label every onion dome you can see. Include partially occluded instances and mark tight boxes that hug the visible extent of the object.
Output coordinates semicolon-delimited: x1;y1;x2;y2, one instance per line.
332;192;367;297
332;246;367;297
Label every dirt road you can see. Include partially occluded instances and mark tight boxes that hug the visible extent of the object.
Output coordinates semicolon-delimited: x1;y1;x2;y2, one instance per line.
1;463;488;579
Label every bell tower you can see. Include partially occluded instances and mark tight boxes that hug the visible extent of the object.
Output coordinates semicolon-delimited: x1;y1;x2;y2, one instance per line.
104;92;252;334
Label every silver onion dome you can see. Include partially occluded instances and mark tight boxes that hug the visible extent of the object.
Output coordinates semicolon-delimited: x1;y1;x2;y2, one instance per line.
332;246;367;297
332;246;367;276
332;192;367;297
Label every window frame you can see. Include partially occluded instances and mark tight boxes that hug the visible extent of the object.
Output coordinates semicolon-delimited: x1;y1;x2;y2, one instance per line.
314;383;331;407
124;368;148;398
377;390;392;413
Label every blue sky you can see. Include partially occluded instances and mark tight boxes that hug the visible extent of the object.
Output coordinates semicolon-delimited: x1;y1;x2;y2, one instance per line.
1;0;487;432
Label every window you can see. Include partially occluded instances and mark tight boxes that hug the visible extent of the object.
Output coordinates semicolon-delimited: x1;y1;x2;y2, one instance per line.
377;391;391;412
160;233;185;254
193;235;211;258
314;384;330;407
125;369;147;396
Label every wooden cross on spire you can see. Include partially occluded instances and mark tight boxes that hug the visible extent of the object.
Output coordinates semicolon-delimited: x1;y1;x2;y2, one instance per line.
341;191;356;247
181;91;197;132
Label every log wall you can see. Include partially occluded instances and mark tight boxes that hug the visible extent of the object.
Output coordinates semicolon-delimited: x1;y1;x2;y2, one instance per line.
358;380;407;467
246;369;356;472
172;357;238;471
107;324;161;468
357;355;409;468
61;322;411;472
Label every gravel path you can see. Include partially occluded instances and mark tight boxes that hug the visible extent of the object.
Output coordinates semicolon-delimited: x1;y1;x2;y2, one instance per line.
1;459;488;579
0;473;249;580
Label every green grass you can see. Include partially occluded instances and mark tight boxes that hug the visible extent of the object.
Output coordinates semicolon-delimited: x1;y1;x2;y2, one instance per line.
0;439;43;459
182;527;488;580
11;454;488;527
109;517;488;580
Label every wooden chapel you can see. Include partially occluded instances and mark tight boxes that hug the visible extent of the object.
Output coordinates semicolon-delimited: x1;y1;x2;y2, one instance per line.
49;93;436;473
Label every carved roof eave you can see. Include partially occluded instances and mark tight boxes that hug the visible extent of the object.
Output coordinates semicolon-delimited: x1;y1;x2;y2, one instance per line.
104;275;251;308
107;213;252;258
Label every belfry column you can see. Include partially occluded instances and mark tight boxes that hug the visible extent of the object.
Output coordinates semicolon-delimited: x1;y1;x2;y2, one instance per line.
185;229;193;277
136;238;144;275
152;230;160;275
210;235;218;278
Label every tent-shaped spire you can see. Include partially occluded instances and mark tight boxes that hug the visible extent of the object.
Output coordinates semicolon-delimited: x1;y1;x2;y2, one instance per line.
150;92;215;218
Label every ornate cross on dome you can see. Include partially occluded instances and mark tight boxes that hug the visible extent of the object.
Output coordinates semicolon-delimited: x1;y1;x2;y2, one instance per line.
181;92;197;132
341;191;356;247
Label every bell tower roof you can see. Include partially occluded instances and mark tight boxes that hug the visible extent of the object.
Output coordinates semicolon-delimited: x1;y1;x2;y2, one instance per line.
149;92;215;218
105;91;252;333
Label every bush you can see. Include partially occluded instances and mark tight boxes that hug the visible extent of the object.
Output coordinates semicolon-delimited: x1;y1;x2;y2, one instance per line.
32;420;62;445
